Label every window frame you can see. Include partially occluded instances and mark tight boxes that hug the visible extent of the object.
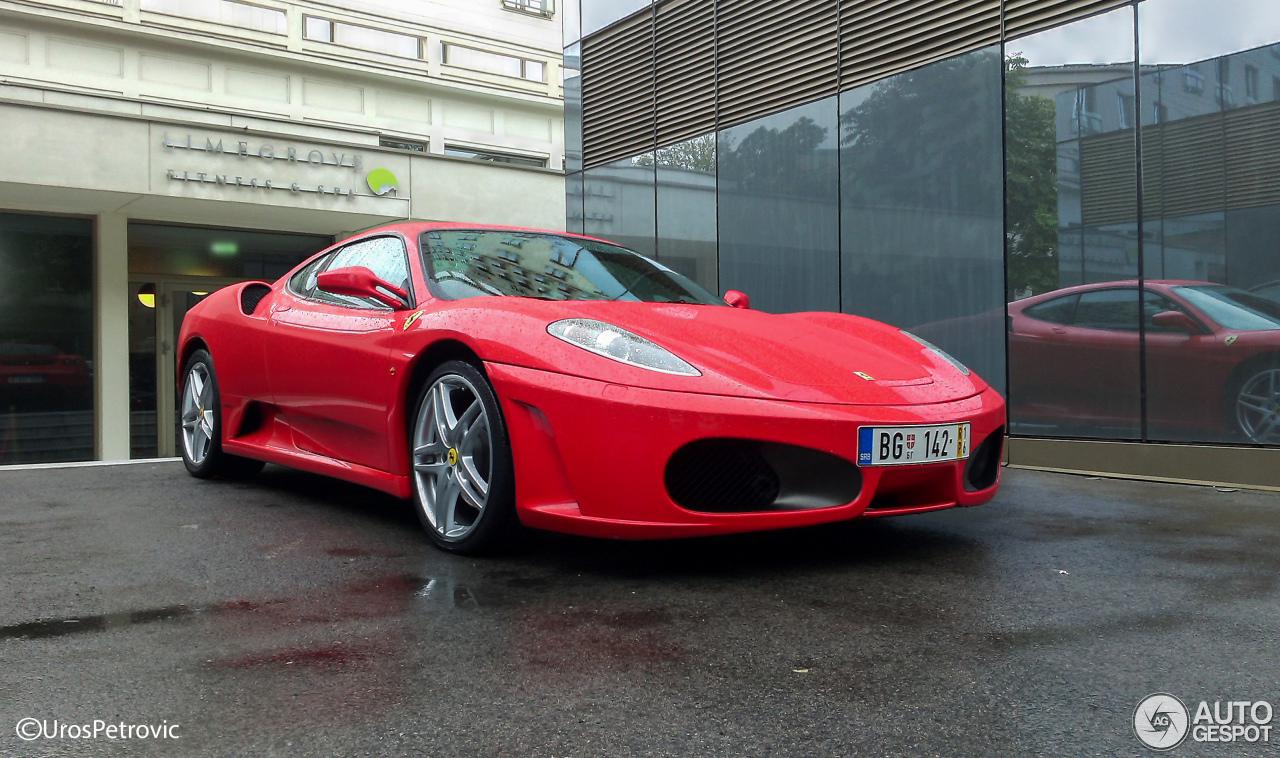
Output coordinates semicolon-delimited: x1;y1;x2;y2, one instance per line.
289;232;416;311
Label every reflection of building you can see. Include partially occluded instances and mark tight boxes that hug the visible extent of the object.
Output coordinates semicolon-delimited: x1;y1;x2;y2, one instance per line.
566;0;1280;488
0;0;566;464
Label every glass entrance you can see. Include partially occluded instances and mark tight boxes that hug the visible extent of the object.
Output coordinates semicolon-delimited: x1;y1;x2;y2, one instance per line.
126;223;331;458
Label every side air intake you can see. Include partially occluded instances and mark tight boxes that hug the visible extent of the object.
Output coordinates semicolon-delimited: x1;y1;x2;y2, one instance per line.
240;283;272;315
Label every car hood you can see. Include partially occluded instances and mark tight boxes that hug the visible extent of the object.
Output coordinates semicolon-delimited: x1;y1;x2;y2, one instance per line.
454;299;987;406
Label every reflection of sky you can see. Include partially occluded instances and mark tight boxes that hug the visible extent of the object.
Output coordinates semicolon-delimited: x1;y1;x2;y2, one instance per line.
1011;0;1280;68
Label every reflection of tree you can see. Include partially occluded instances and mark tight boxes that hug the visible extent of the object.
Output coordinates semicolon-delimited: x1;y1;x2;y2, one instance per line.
1004;55;1059;298
840;50;1001;213
718;116;834;197
652;134;716;173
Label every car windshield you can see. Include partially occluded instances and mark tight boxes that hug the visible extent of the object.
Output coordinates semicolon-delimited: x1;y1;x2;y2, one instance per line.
421;230;724;305
1173;285;1280;331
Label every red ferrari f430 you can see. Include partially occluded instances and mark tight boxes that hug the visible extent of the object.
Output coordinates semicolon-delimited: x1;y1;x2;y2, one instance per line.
177;223;1005;553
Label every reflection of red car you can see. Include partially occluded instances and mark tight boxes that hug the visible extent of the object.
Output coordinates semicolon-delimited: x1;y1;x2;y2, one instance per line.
177;222;1005;554
0;344;91;396
1009;280;1280;443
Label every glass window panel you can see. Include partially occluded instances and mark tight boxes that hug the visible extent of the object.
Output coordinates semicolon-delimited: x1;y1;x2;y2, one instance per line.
1005;5;1141;439
563;0;581;47
1139;0;1280;445
303;15;332;41
718;97;839;313
443;147;547;168
583;152;656;261
564;43;583;173
656;133;717;294
129;282;158;459
0;213;94;464
128;224;331;281
524;60;545;82
566;171;584;234
581;0;648;37
444;43;523;78
839;46;1005;394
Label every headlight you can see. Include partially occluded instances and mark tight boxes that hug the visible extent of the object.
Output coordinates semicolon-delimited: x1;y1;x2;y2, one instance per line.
900;330;971;376
547;318;700;376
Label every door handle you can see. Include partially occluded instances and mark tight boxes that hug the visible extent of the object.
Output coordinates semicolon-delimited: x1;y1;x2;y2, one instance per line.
1051;327;1066;334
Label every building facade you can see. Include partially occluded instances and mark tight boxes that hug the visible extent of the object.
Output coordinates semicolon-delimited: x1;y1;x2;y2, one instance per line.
0;0;566;464
565;0;1280;488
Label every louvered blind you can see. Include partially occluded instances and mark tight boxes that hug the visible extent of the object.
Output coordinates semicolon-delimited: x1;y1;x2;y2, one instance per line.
1080;129;1136;227
839;0;999;91
716;0;838;129
1004;0;1131;41
655;0;715;147
1225;101;1280;210
581;9;655;168
1142;114;1223;220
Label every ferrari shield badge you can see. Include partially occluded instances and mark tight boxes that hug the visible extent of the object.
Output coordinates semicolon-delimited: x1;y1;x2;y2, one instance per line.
1225;334;1238;345
855;371;875;381
403;310;424;331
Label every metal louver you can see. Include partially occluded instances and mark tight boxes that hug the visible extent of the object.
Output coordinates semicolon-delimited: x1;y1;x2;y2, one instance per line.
716;0;838;129
581;8;655;168
655;0;715;147
1080;129;1137;227
1224;101;1280;211
1003;0;1131;40
839;0;999;92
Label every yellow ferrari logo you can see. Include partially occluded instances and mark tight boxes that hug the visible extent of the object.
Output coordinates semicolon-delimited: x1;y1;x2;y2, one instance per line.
402;310;424;330
1225;334;1238;345
447;448;458;466
855;371;875;381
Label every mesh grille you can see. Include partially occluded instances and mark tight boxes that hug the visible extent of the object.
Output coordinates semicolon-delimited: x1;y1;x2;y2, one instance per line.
665;439;782;513
240;283;271;315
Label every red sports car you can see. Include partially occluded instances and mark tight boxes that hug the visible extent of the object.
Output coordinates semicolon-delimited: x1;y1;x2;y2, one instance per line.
177;222;1005;553
1009;279;1280;442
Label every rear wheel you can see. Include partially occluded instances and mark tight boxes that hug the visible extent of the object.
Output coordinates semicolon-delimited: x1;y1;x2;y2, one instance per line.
180;350;265;479
409;360;517;554
1232;359;1280;444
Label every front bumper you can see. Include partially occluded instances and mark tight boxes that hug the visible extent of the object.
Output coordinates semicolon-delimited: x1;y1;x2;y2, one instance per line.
488;362;1006;539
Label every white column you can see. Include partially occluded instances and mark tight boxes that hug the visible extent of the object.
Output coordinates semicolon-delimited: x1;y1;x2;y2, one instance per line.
94;212;130;461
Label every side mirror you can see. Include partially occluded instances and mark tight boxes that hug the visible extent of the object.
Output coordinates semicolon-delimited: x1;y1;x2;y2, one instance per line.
1151;309;1198;333
724;289;750;309
316;266;409;309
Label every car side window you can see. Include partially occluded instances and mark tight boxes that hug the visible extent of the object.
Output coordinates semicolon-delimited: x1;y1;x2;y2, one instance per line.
288;252;332;298
1023;294;1078;325
1074;288;1140;331
1143;292;1195;333
314;236;413;309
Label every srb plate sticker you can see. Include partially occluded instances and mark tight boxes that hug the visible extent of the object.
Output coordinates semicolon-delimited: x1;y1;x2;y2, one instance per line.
857;423;971;466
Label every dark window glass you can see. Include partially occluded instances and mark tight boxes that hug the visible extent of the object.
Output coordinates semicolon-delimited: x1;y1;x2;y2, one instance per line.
656;133;718;295
313;236;411;309
839;46;1005;394
1024;295;1079;325
128;223;332;281
422;230;722;304
443;146;547;168
583;152;656;260
1006;5;1141;439
718;96;839;313
289;252;332;298
0;213;94;464
566;171;584;234
1139;0;1280;445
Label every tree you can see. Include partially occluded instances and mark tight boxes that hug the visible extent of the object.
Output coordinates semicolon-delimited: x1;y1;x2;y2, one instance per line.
1004;54;1060;298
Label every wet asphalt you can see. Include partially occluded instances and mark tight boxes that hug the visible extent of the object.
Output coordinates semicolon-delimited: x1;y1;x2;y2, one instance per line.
1;462;1279;757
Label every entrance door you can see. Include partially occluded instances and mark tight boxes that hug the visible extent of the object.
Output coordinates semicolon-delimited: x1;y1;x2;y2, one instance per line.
129;277;238;458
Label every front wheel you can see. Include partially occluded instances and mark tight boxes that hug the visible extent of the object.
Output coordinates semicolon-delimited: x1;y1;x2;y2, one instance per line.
409;360;517;554
179;349;265;479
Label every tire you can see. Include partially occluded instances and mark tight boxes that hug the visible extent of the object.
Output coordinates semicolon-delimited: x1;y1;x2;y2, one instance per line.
179;349;265;480
1226;355;1280;445
409;360;517;555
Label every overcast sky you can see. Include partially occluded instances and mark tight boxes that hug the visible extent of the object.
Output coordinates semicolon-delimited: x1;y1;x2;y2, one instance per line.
1011;0;1280;67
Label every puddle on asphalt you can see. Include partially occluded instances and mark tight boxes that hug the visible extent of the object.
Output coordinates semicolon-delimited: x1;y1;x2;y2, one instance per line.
0;575;493;642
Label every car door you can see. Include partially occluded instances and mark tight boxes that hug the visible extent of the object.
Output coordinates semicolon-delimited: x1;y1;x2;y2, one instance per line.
1063;287;1143;435
266;234;415;472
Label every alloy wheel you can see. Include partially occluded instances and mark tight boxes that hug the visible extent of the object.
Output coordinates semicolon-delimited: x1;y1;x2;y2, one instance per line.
1236;368;1280;444
181;363;215;465
412;374;492;540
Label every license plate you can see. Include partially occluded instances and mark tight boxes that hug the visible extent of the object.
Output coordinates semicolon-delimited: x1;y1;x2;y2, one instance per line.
8;375;44;384
858;423;970;466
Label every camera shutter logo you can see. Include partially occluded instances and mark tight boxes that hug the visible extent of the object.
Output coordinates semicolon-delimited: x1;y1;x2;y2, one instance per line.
1135;693;1190;750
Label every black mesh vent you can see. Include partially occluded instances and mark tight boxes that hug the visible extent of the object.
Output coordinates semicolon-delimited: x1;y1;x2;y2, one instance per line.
665;439;782;513
964;426;1004;492
240;283;271;315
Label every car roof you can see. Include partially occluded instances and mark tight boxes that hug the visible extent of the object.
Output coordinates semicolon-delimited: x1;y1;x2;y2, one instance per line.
354;220;619;247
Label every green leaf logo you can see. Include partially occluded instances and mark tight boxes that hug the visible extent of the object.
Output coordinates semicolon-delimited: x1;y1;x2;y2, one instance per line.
366;167;399;197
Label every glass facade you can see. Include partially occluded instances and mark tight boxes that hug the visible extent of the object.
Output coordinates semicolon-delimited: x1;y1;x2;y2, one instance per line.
567;0;1280;451
0;213;94;464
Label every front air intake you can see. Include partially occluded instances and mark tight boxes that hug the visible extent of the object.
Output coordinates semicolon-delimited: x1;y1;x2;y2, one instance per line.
963;426;1004;492
665;438;862;513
